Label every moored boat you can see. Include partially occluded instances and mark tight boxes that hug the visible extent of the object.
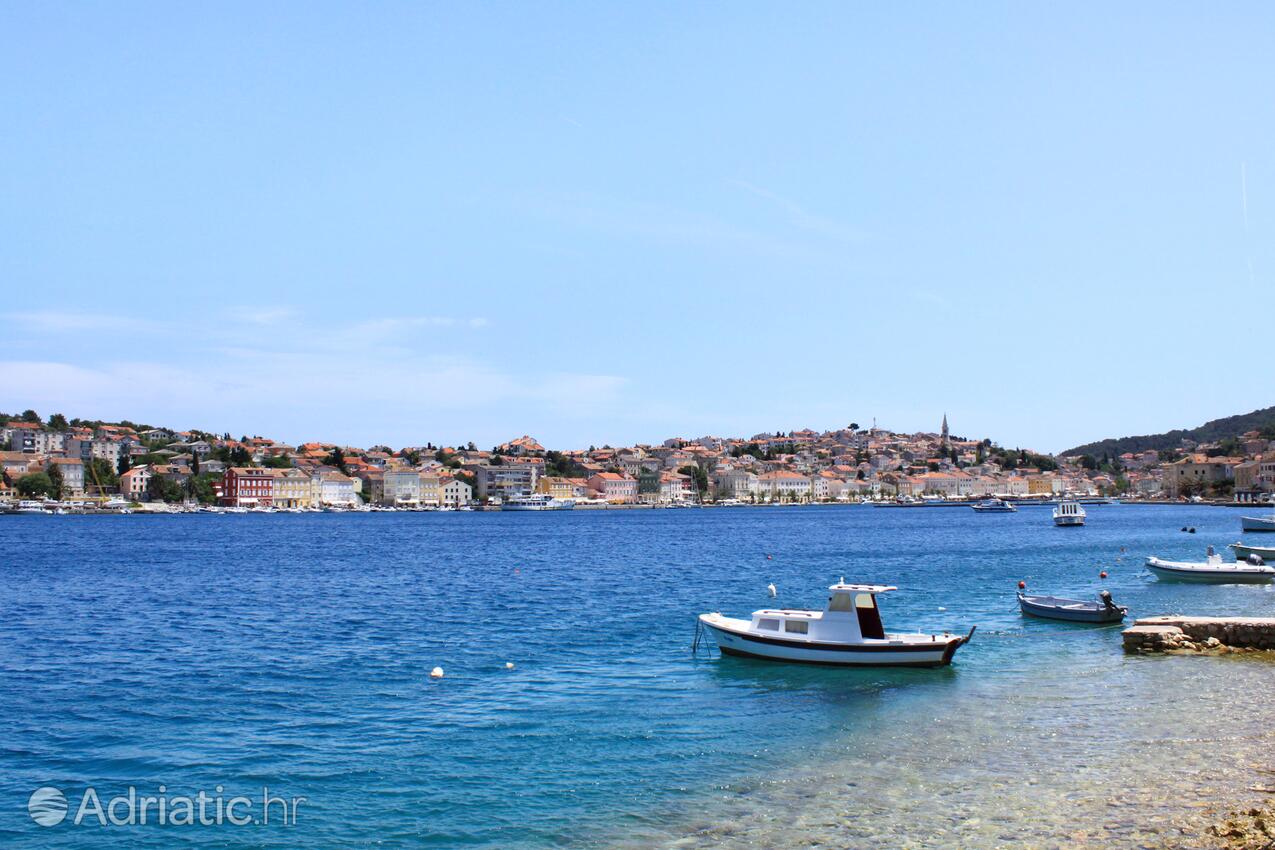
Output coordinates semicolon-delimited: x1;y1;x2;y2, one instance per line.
697;580;975;667
1018;590;1126;623
501;494;576;511
1053;501;1085;527
1229;542;1275;563
1146;552;1275;583
1241;514;1275;533
972;498;1017;513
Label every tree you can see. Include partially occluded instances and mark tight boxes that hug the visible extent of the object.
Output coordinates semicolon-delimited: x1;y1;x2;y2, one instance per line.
46;464;64;499
87;457;119;490
263;454;293;469
146;475;184;503
402;449;421;466
20;409;40;423
849;422;860;432
117;454;131;476
678;464;708;497
16;472;56;498
189;473;219;505
191;453;200;475
229;446;252;466
47;413;69;431
325;447;349;474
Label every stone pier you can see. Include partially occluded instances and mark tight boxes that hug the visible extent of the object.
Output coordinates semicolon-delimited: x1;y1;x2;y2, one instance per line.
1122;616;1275;654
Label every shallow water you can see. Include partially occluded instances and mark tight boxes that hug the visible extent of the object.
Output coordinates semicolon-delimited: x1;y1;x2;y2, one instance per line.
1;504;1272;847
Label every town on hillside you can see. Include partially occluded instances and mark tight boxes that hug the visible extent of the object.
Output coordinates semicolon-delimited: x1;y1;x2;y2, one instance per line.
2;409;1274;510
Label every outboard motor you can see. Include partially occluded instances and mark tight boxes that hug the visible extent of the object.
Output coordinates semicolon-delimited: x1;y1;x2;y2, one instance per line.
1099;589;1118;610
1249;554;1266;566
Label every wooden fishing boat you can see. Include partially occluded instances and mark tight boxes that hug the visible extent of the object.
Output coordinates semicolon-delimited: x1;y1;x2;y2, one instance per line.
698;580;975;667
1017;590;1126;623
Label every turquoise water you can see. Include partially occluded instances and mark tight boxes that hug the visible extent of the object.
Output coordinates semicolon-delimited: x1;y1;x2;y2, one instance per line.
2;505;1274;847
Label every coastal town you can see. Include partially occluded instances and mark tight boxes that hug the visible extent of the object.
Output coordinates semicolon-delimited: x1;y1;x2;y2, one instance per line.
3;409;1274;512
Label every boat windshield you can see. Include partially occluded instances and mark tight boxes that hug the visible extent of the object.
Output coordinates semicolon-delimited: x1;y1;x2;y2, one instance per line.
828;592;855;612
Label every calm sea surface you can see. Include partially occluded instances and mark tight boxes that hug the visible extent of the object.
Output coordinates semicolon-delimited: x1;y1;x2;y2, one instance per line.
2;505;1274;848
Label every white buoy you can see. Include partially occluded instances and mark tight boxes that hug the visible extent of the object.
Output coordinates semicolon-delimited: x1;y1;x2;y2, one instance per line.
505;662;515;670
430;666;444;679
767;583;777;598
938;606;947;612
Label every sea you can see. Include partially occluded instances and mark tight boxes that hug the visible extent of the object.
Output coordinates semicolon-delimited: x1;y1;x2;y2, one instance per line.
2;504;1273;848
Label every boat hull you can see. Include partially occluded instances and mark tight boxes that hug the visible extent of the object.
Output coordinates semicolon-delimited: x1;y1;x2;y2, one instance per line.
1230;543;1275;562
1145;557;1274;584
1053;516;1085;526
699;619;967;667
1241;516;1275;533
1018;594;1125;623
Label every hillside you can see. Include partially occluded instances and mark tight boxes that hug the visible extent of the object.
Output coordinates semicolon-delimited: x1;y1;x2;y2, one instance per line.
1062;406;1275;458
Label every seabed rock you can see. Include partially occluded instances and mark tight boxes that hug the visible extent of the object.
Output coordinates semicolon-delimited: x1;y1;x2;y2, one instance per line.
1209;806;1275;849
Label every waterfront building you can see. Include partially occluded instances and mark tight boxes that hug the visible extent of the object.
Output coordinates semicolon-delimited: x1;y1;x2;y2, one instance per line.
755;470;812;501
222;467;274;507
587;472;638;503
440;475;472;506
319;471;357;506
46;457;85;497
1163;454;1241;496
271;468;313;508
472;463;539;502
119;466;153;501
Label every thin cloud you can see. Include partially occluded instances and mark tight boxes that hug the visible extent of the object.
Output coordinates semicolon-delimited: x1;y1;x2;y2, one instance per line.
729;179;871;243
4;311;157;333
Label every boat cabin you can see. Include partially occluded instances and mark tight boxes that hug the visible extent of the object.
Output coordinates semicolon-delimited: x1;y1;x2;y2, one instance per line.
749;582;899;643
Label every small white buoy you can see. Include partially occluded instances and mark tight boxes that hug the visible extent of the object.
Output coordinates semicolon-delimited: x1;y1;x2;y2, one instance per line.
767;583;777;598
938;606;947;612
505;662;515;670
430;666;444;679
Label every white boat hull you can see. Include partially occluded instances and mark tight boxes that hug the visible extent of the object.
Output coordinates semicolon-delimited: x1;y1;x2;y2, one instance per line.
1230;543;1275;562
1241;515;1275;533
1053;515;1085;526
699;616;968;667
1145;556;1275;584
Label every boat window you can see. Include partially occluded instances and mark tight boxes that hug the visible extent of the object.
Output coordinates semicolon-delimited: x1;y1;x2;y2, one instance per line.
855;594;876;609
828;593;854;612
784;620;809;634
758;618;780;631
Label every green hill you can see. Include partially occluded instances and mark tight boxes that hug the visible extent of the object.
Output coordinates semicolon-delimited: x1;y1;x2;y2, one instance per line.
1062;406;1275;458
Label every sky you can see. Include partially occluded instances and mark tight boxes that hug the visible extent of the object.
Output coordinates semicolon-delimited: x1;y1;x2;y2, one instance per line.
1;3;1271;453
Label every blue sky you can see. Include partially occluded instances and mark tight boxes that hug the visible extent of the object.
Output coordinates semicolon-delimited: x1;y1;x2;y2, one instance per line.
1;3;1269;452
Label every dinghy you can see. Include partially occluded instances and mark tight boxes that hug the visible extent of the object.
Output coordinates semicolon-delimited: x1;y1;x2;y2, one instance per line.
1229;542;1275;563
1018;590;1127;623
697;580;975;667
1146;552;1275;583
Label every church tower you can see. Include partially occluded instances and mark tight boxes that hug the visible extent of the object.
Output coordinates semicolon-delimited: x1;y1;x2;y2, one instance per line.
941;413;949;449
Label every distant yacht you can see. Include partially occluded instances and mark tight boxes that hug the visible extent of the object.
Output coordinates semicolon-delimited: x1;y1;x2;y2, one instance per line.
1053;501;1086;527
971;498;1016;513
501;494;576;511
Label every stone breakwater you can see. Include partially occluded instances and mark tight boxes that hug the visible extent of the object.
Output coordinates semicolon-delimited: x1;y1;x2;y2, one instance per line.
1122;616;1275;654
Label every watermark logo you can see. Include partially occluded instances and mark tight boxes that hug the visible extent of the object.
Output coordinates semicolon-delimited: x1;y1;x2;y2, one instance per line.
26;785;305;828
28;787;68;827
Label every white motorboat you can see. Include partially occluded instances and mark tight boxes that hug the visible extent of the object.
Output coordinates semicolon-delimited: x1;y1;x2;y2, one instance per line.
1241;514;1275;533
15;500;49;515
971;498;1016;513
697;580;975;667
501;495;576;511
1053;501;1086;526
1146;552;1275;583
